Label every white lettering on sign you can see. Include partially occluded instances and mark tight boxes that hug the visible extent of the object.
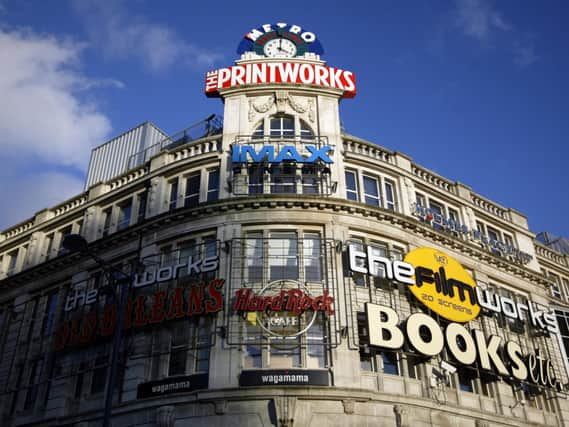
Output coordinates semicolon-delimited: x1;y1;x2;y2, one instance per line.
205;62;356;98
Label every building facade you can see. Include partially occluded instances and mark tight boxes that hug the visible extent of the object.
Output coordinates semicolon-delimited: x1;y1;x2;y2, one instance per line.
1;23;569;427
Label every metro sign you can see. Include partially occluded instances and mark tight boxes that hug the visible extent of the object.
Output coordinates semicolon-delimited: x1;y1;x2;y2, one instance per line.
205;61;356;98
232;144;333;164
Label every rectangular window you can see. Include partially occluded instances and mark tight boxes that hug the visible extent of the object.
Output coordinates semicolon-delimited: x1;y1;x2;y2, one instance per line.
550;273;562;299
363;175;380;206
248;165;264;195
301;165;319;194
195;317;212;372
207;169;219;201
245;232;263;283
381;351;399;375
44;234;54;260
6;250;18;276
457;368;474;392
58;225;73;255
102;208;112;237
476;221;486;235
345;171;358;201
304;233;322;282
42;291;59;336
384;180;396;210
24;359;44;410
448;208;459;223
416;192;426;208
270;164;296;194
487;226;502;255
169;178;179;210
137;191;147;222
268;232;298;281
169;322;189;376
117;200;132;231
184;174;200;208
90;355;108;394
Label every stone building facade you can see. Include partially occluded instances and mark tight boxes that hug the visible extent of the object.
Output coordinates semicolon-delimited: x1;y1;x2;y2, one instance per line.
1;22;569;427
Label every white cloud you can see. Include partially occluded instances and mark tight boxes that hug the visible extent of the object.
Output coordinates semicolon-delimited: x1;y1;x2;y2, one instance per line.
513;41;538;68
0;26;113;230
72;0;222;72
453;0;511;41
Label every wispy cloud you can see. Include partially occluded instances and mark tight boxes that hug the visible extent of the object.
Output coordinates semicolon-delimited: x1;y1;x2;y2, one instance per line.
0;26;113;229
453;0;511;42
72;0;222;72
449;0;538;68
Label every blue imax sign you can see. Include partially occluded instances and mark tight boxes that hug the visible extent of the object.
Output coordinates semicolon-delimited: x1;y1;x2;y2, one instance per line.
232;145;333;164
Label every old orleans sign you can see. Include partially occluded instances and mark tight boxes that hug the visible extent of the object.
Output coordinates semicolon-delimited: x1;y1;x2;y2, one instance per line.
54;278;224;352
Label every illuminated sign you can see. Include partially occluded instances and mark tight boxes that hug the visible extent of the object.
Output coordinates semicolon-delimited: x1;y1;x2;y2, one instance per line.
404;247;480;323
137;374;208;399
237;23;324;56
413;203;533;264
231;145;333;164
205;62;356;98
233;281;334;339
239;369;330;386
366;303;561;389
348;244;558;334
54;279;225;351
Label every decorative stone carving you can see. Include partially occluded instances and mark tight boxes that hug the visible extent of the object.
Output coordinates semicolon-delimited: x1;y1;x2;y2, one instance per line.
156;405;176;427
342;399;355;414
276;91;288;113
214;399;227;415
287;95;315;123
475;420;489;427
248;95;275;121
393;404;409;427
274;396;297;427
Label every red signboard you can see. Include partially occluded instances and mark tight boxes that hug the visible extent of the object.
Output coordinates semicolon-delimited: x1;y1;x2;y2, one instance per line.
205;61;356;98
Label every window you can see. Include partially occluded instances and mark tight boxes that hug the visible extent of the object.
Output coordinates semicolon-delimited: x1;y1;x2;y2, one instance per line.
270;164;296;194
168;317;212;376
44;234;54;260
363;175;380;206
24;359;44;410
184;174;200;208
251;122;264;140
345;171;358;201
137;191;147;222
207;169;219;201
415;192;426;208
300;121;314;139
102;208;112;237
550;273;562;299
90;355;108;394
487;226;502;255
42;291;59;336
268;232;299;281
304;233;322;282
245;232;263;283
117;200;132;230
169;178;179;210
58;225;73;255
248;165;264;195
5;250;18;276
384;180;396;210
301;165;319;194
381;351;399;375
457;368;474;392
270;116;294;138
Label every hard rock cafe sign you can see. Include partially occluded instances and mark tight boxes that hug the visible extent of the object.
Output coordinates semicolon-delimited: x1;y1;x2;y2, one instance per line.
232;280;334;338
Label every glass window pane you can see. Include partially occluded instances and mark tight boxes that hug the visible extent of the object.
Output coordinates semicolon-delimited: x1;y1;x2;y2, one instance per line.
269;232;298;281
304;233;322;282
363;176;380;206
345;171;358;201
207;170;219;201
185;174;200;208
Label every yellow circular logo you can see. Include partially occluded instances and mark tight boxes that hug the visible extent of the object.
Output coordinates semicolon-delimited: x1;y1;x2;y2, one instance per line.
404;248;480;323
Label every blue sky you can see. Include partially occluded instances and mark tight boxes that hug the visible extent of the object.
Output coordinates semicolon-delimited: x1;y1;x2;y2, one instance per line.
0;0;568;239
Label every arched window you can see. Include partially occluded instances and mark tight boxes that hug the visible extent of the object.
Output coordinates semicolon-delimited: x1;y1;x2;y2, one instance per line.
250;115;314;139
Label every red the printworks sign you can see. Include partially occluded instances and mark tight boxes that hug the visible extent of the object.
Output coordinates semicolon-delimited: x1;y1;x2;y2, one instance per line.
205;61;356;98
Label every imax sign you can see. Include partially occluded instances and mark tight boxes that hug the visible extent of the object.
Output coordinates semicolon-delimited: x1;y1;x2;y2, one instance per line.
232;145;333;164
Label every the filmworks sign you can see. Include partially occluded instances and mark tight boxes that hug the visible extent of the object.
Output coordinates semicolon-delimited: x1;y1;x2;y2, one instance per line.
233;280;334;339
349;245;562;390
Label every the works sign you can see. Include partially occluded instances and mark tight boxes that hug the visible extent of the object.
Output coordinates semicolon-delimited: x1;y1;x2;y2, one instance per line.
366;302;561;390
205;62;356;98
55;279;225;352
231;145;333;164
348;245;558;334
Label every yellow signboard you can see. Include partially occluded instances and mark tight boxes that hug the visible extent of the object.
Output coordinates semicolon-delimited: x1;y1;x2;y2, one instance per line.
404;248;480;323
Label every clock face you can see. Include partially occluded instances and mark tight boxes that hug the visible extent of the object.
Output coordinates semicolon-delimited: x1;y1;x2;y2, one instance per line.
263;38;298;58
